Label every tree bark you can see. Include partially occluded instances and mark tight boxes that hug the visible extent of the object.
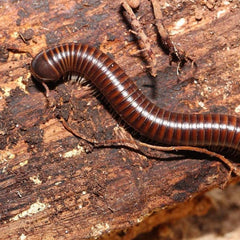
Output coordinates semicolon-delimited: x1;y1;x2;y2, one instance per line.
0;0;240;239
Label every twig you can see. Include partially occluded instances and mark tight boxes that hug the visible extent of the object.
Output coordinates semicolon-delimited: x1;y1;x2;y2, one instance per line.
18;32;29;45
150;0;196;80
126;0;140;9
60;117;240;180
122;0;157;77
7;46;33;57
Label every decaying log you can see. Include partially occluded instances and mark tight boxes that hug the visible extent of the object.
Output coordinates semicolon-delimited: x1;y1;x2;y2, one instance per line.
0;0;240;239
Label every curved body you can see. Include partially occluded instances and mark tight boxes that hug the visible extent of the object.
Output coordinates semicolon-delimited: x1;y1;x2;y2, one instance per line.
31;43;240;151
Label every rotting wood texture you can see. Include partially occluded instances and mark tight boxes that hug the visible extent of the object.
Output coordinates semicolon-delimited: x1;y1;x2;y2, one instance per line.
0;1;240;239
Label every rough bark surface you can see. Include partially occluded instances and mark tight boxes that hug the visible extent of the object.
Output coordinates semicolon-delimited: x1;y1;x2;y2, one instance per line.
0;0;240;239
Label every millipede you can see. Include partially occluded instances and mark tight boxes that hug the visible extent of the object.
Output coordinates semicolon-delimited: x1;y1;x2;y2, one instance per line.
30;43;240;152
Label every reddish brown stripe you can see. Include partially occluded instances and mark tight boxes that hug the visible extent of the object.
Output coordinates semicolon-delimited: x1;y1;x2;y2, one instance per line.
30;43;240;151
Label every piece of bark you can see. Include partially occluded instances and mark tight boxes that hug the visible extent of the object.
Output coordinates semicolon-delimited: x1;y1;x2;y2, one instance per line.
122;0;157;76
0;1;240;239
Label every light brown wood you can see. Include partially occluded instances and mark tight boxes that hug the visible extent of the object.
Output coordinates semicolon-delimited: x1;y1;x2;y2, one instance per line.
0;1;240;239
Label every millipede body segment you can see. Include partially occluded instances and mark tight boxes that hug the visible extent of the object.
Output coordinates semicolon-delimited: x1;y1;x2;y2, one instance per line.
30;43;240;151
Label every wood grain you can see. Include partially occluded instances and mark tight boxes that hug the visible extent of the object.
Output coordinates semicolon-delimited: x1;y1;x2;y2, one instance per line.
0;0;240;239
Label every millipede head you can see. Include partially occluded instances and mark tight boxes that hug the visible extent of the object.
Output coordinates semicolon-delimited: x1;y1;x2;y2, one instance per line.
30;49;61;83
